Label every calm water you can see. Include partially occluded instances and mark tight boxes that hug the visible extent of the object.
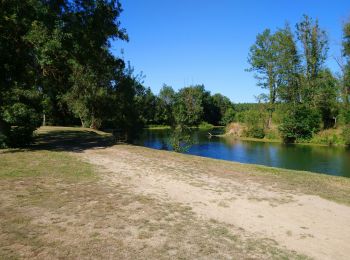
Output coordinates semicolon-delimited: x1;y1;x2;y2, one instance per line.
135;129;350;178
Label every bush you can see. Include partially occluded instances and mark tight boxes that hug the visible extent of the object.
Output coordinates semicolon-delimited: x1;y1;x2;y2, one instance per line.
221;107;236;125
1;103;41;147
7;126;36;147
342;125;350;146
279;105;321;143
310;129;342;145
339;109;350;125
245;126;265;138
264;128;280;140
242;110;266;139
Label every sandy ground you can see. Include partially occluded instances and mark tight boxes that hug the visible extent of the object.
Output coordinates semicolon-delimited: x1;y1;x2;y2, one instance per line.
80;145;350;260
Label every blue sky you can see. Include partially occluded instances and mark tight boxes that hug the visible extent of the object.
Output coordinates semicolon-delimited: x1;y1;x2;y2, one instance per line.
111;0;350;103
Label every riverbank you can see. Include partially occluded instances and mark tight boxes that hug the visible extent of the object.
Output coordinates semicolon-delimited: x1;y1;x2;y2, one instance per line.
145;124;225;130
1;126;350;259
220;129;348;147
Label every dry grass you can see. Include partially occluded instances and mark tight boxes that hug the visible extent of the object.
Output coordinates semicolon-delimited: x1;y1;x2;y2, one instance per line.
118;144;350;206
0;127;310;259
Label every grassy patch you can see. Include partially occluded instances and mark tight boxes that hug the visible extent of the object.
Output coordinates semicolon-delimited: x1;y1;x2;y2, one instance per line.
0;150;95;180
145;125;171;130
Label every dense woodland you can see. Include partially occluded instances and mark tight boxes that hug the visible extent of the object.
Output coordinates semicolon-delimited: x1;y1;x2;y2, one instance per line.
1;1;350;148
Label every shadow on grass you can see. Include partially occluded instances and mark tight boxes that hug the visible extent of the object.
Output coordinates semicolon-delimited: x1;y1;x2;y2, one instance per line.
0;129;115;154
31;129;115;152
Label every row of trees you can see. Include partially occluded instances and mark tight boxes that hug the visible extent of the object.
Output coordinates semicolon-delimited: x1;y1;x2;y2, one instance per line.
140;84;235;127
0;0;149;147
247;15;350;143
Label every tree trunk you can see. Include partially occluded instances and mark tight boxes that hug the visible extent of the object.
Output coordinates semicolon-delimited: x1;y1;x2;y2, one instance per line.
90;115;99;130
42;114;46;126
79;116;86;128
267;112;272;129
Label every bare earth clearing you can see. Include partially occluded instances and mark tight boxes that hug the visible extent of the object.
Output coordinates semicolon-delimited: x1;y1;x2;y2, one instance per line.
1;127;350;259
81;145;350;260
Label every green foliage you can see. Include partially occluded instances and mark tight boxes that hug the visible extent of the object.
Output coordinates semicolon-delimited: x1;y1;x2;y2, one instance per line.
204;93;233;125
198;122;214;130
221;107;236;125
273;25;301;104
173;85;205;126
264;128;280;140
107;70;146;142
246;15;345;144
169;125;193;153
247;29;278;126
1;102;41;147
315;69;339;128
246;127;265;139
242;110;266;139
247;25;301;127
296;15;328;87
310;130;343;146
341;21;350;122
279;105;321;143
155;85;176;125
342;126;350;146
0;0;150;146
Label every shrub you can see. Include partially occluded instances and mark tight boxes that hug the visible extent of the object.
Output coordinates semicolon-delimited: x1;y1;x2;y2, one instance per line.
264;128;280;140
245;126;265;138
342;125;350;146
242;110;266;139
221;107;236;125
279;105;321;143
1;103;41;147
7;126;36;147
310;129;342;145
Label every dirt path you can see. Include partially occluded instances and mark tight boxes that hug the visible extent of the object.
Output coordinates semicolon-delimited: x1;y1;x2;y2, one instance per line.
80;145;350;260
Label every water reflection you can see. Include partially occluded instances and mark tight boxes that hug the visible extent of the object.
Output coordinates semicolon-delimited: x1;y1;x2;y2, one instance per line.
134;129;350;177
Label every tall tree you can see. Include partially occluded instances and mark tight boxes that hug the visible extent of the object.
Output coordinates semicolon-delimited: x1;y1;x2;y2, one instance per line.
173;85;206;126
342;20;350;123
156;84;176;125
274;25;302;105
0;0;43;146
296;15;328;104
315;69;339;128
247;29;278;128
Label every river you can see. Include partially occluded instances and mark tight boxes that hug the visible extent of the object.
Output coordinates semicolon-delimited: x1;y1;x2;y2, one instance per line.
134;128;350;177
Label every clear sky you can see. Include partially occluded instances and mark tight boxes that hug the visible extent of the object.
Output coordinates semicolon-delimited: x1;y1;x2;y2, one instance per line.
111;0;350;103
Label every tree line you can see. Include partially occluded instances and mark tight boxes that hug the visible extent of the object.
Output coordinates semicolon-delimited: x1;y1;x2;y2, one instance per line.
1;2;350;148
139;84;235;127
0;0;235;148
247;15;350;144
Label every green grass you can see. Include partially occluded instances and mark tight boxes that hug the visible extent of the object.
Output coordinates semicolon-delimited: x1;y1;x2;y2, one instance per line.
198;122;215;129
144;125;171;129
0;150;96;180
